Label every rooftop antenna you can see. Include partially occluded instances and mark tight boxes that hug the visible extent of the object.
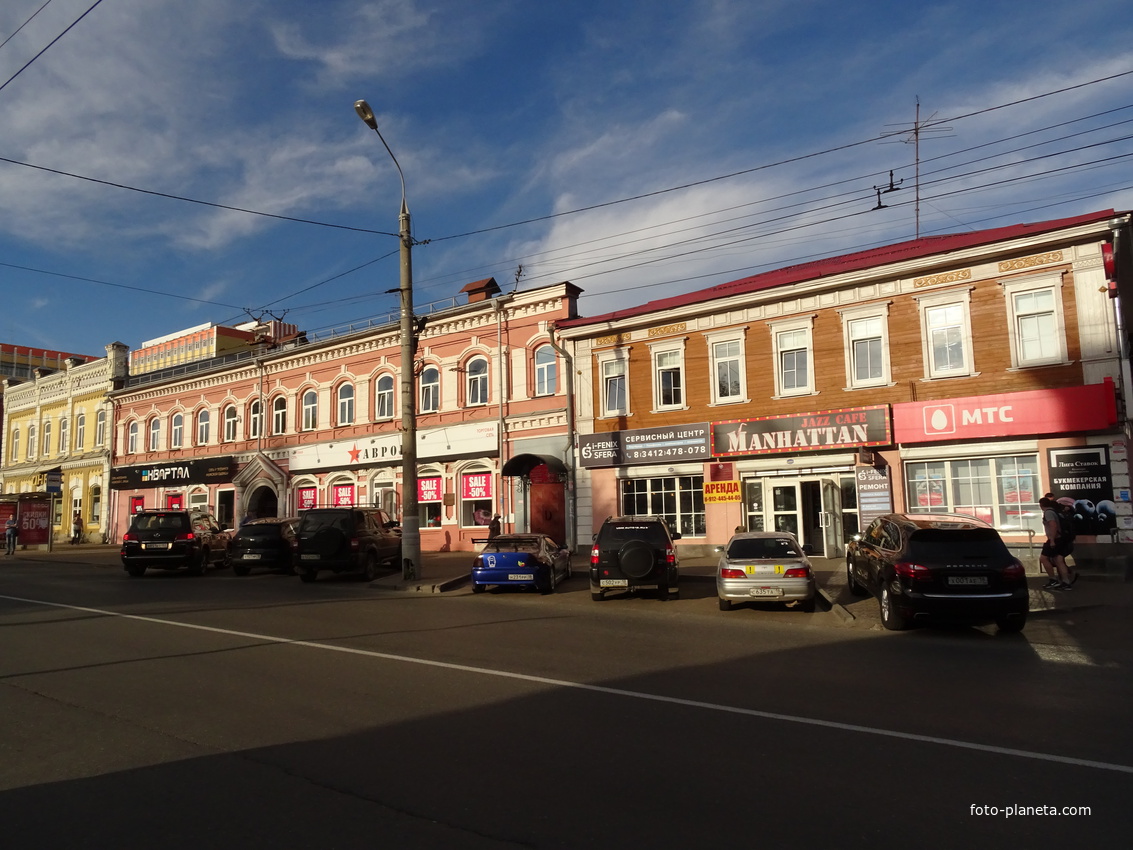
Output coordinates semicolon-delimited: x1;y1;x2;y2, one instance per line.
880;98;954;238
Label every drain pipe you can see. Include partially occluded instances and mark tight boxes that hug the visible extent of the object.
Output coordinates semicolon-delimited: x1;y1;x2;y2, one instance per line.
547;322;577;552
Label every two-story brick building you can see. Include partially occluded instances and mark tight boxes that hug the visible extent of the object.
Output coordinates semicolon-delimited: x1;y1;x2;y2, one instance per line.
107;279;580;551
557;210;1130;569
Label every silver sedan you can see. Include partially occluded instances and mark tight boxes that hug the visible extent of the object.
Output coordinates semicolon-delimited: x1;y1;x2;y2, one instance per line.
715;531;816;612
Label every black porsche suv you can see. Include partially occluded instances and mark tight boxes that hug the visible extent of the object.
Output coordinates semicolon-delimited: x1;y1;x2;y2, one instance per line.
589;516;681;601
121;509;230;577
292;507;402;582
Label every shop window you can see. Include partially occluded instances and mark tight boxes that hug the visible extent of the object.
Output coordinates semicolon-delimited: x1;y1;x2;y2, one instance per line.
466;357;489;406
223;406;237;442
460;471;494;528
337;383;355;425
331;483;355;506
375;375;394;419
90;486;102;524
534;345;557;396
149;417;161;451
302;391;318;431
272;397;287;435
418;475;443;527
420;367;440;414
620;475;705;538
905;454;1040;533
297;486;318;511
170;413;184;449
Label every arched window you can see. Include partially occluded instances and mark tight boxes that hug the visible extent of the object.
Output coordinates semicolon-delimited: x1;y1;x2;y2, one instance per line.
337;383;355;425
466;357;488;406
170;413;184;449
148;417;161;452
535;345;557;396
90;485;102;524
272;396;287;435
59;418;69;454
75;413;85;449
95;410;106;446
248;399;262;439
375;375;394;420
42;420;52;457
196;410;210;445
223;406;238;442
420;367;440;414
127;422;138;454
302;390;318;430
27;425;37;460
10;428;19;462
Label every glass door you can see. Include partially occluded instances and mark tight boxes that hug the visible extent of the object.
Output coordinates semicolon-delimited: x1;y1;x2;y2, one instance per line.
771;484;799;537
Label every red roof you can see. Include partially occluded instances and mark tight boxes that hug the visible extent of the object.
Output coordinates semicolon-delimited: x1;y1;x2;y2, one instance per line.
558;209;1118;328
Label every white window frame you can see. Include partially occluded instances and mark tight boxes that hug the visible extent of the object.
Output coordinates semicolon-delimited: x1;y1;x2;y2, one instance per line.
27;425;37;460
59;418;69;455
375;375;395;420
148;417;161;452
9;428;18;462
248;400;262;440
75;413;85;450
301;390;318;431
126;422;137;455
223;406;238;442
534;345;557;396
196;410;210;446
42;420;52;457
705;330;748;406
915;288;977;380
649;339;687;412
272;396;287;435
95;410;106;447
420;367;440;414
337;383;355;425
170;413;184;449
1000;273;1069;369
838;302;893;390
597;350;629;419
466;357;489;406
768;316;816;398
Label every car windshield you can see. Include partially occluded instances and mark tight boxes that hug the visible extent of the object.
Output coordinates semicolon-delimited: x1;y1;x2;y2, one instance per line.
299;511;354;534
237;523;286;540
727;536;800;559
905;527;1010;560
131;514;188;532
603;525;669;546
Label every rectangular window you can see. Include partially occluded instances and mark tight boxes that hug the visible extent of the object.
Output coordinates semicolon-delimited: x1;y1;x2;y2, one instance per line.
777;329;809;392
654;350;683;408
620;475;706;538
926;304;966;374
849;317;883;383
905;454;1040;532
712;340;742;402
1013;289;1058;363
603;359;626;416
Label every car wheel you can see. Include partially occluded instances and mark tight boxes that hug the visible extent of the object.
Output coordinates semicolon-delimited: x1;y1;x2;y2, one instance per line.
126;565;146;578
362;552;378;582
299;568;318;583
190;550;208;576
996;612;1026;633
880;585;910;631
846;559;869;597
472;582;486;593
618;540;656;579
718;596;732;611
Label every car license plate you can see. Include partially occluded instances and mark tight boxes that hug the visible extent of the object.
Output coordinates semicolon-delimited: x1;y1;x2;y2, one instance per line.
142;542;170;550
301;554;319;560
749;587;781;597
508;574;534;581
244;553;261;560
600;579;629;587
948;576;988;586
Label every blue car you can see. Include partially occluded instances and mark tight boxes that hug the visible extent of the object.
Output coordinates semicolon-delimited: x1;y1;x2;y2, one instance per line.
472;533;572;594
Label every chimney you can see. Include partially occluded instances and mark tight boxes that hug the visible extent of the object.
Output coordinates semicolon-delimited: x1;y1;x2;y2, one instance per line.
460;277;501;303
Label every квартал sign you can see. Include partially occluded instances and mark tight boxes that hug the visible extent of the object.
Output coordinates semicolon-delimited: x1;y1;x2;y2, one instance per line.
111;457;234;490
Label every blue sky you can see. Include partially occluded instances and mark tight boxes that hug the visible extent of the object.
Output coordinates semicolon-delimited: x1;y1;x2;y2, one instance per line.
1;0;1131;357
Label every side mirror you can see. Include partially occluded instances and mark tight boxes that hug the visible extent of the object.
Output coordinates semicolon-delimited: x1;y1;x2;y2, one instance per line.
714;545;724;553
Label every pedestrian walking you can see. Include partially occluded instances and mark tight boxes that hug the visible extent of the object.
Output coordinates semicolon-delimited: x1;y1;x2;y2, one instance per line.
1038;495;1063;589
1053;496;1079;588
488;514;502;540
5;515;18;556
71;512;83;545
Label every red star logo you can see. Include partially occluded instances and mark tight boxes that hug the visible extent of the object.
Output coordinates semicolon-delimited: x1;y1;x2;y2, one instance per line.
348;444;361;463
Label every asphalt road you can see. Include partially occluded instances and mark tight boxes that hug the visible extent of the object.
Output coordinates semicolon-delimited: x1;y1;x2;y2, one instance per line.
2;548;1131;849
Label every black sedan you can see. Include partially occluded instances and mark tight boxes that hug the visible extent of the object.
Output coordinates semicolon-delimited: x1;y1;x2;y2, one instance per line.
845;512;1028;632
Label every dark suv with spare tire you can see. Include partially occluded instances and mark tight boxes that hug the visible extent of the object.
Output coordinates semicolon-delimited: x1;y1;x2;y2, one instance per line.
120;509;230;577
590;516;681;601
292;507;402;582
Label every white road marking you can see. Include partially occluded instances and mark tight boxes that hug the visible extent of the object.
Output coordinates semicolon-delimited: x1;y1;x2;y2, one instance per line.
4;593;1131;775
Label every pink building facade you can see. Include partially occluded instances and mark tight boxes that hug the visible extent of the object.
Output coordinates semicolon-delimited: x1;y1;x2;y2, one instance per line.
107;279;580;552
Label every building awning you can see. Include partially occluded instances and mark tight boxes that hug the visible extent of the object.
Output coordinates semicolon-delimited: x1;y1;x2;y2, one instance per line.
501;453;568;478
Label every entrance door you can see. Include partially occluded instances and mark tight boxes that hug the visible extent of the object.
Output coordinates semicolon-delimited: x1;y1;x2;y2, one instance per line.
767;478;843;558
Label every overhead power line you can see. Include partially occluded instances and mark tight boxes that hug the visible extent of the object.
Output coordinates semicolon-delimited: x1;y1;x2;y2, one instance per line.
0;0;106;96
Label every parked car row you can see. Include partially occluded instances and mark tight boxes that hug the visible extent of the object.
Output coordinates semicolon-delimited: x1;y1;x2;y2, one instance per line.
120;506;402;581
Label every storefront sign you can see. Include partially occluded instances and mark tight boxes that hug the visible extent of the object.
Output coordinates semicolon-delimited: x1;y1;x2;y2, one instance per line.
290;422;499;472
461;473;493;500
332;484;355;506
855;466;893;527
711;406;889;457
703;480;742;503
578;423;711;468
16;500;51;545
1047;446;1116;536
419;477;443;502
892;382;1117;444
297;487;317;510
110;457;234;490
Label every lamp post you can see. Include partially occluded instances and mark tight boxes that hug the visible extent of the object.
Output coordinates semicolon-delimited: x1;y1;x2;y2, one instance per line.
354;98;419;580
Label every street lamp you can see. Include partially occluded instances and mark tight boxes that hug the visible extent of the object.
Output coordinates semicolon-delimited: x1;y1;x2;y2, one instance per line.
354;98;419;581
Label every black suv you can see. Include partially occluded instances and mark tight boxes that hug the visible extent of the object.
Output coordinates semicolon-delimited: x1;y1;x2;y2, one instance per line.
228;517;299;576
590;516;681;601
292;507;402;582
845;512;1028;632
121;510;230;577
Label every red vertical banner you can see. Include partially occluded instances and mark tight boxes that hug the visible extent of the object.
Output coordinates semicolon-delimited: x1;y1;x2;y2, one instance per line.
17;500;51;545
165;493;183;510
130;496;146;513
418;477;443;502
461;473;493;500
332;484;355;506
297;487;317;510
